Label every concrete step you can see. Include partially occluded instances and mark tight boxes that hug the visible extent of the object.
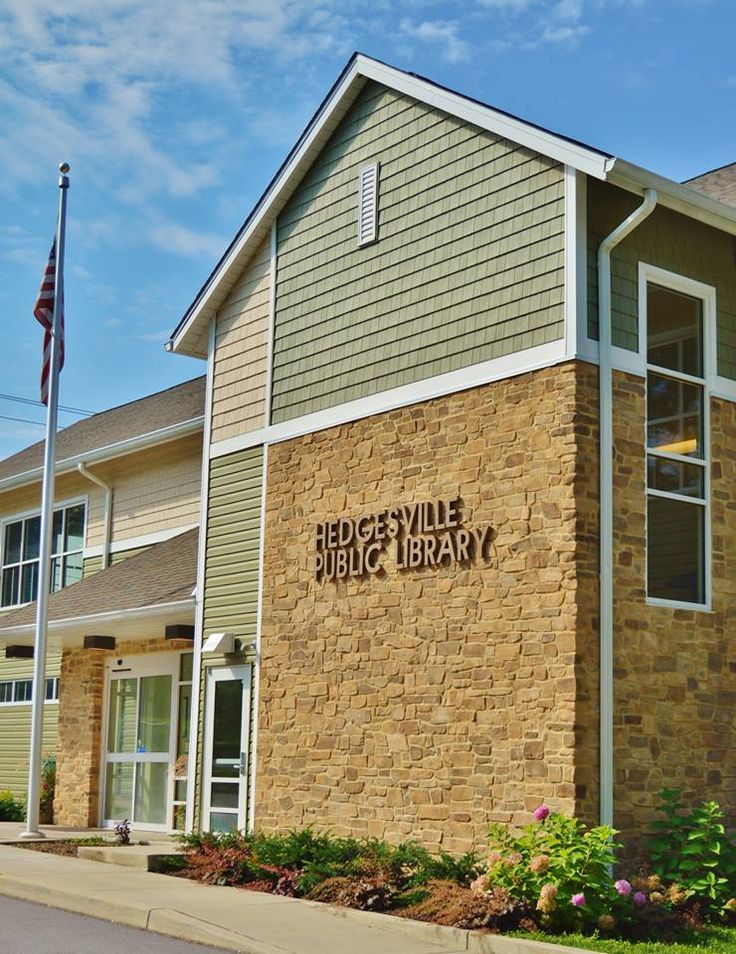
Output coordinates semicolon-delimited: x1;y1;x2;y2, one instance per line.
77;845;182;872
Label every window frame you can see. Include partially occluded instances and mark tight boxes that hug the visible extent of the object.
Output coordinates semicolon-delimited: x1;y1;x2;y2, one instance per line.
640;263;715;612
0;496;88;610
0;676;59;706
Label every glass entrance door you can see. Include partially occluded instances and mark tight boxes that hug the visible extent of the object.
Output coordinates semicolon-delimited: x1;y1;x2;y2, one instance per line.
202;666;251;833
103;655;178;830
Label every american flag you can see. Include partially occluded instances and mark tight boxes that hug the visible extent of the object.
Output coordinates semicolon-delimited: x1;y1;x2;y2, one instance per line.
33;237;65;405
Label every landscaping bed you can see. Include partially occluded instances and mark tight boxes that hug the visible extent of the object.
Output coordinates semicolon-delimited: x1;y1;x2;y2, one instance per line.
164;793;736;949
13;837;109;857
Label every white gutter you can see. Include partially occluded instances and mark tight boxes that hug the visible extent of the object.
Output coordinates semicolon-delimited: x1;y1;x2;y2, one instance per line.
606;158;736;237
185;318;216;834
598;188;658;830
0;416;204;494
0;598;195;641
77;463;112;569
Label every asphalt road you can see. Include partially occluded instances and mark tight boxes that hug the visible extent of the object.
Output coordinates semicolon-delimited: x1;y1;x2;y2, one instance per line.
0;896;226;953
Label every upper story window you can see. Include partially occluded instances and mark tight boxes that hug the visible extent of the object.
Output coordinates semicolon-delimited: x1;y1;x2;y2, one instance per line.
645;280;709;607
1;502;85;608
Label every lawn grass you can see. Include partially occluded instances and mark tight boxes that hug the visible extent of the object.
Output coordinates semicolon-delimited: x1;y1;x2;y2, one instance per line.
515;926;736;954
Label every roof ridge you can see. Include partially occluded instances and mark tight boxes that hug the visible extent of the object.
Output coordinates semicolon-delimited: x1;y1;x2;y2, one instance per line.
683;160;736;184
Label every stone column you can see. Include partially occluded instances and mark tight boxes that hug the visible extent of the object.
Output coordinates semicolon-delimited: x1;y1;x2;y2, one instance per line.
54;647;106;827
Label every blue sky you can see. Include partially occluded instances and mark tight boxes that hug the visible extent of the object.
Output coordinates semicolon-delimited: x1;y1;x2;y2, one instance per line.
1;0;734;459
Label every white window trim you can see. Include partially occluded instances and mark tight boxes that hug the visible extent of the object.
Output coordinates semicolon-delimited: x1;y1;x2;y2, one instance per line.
642;263;714;612
0;675;59;707
0;495;88;610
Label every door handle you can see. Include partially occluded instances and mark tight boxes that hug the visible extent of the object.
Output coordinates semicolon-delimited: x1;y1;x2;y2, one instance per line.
240;752;247;776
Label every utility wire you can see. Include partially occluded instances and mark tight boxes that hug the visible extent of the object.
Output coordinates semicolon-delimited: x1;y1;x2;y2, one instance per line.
0;393;93;416
0;413;46;427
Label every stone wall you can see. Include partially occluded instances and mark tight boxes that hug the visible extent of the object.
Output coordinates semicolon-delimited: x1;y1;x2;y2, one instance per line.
55;638;190;827
257;363;591;854
576;363;736;845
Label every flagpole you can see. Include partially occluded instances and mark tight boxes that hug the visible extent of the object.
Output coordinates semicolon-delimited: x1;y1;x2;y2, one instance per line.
20;162;70;840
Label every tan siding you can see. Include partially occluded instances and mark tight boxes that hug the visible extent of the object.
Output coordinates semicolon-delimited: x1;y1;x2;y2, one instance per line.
272;81;565;422
211;239;271;443
0;652;61;797
0;433;201;564
85;433;202;550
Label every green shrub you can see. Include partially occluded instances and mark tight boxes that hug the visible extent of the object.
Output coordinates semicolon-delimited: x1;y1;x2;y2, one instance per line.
39;755;56;823
482;807;626;932
648;788;736;916
0;790;25;822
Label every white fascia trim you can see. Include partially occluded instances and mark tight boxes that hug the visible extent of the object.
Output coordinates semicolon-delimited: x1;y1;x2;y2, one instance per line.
170;55;610;357
186;317;216;834
83;523;199;561
170;64;364;355
359;57;610;180
210;339;568;460
607;158;736;238
248;442;268;833
565;166;580;357
0;417;205;494
0;599;195;640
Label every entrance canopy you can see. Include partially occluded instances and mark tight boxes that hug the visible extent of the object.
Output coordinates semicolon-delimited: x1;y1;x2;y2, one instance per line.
0;528;197;650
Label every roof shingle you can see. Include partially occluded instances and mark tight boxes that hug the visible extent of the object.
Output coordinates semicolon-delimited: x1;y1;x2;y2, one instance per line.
0;527;197;631
684;162;736;207
0;376;205;483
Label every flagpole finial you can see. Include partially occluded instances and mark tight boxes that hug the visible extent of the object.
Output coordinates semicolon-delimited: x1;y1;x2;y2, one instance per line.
59;162;70;174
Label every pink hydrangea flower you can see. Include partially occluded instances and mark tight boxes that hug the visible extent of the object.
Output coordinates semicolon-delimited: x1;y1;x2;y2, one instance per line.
529;854;550;874
633;891;647;906
571;892;586;907
615;879;632;896
533;804;550;822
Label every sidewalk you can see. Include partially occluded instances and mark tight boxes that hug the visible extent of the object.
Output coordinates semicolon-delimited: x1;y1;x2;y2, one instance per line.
0;845;582;954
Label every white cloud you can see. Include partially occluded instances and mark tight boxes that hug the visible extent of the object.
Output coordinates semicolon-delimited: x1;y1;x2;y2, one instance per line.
542;22;591;41
149;222;226;259
400;18;471;64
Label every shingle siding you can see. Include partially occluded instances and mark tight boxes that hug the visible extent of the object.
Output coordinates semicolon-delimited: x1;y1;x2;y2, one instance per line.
271;81;565;423
211;238;271;443
587;179;736;378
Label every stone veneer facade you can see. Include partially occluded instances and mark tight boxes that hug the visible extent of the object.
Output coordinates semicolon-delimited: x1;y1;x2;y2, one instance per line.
257;363;595;855
55;637;191;827
577;364;736;846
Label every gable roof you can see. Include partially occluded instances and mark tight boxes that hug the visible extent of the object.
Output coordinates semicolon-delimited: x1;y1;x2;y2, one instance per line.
168;52;612;359
169;53;736;361
0;527;197;638
0;376;205;491
685;162;736;207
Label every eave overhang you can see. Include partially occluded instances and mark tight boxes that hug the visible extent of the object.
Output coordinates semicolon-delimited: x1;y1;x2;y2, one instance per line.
0;599;195;649
0;416;204;495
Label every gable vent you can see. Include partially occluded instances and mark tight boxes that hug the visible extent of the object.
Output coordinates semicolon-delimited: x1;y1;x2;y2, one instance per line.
358;162;379;246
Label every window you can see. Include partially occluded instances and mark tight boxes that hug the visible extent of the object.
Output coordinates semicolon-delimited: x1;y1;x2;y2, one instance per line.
646;281;708;606
0;677;59;705
1;502;85;608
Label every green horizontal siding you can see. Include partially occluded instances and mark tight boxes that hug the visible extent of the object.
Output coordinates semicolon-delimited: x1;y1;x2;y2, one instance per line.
0;652;61;798
271;81;565;423
587;179;736;376
202;447;263;641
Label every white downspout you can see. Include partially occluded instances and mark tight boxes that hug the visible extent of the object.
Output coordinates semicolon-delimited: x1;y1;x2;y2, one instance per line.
597;188;657;829
77;463;112;569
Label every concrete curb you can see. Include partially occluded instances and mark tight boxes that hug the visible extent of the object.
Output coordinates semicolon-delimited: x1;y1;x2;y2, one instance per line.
0;866;589;954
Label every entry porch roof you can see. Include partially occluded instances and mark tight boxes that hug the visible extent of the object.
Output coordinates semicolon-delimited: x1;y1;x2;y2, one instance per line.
0;528;197;650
